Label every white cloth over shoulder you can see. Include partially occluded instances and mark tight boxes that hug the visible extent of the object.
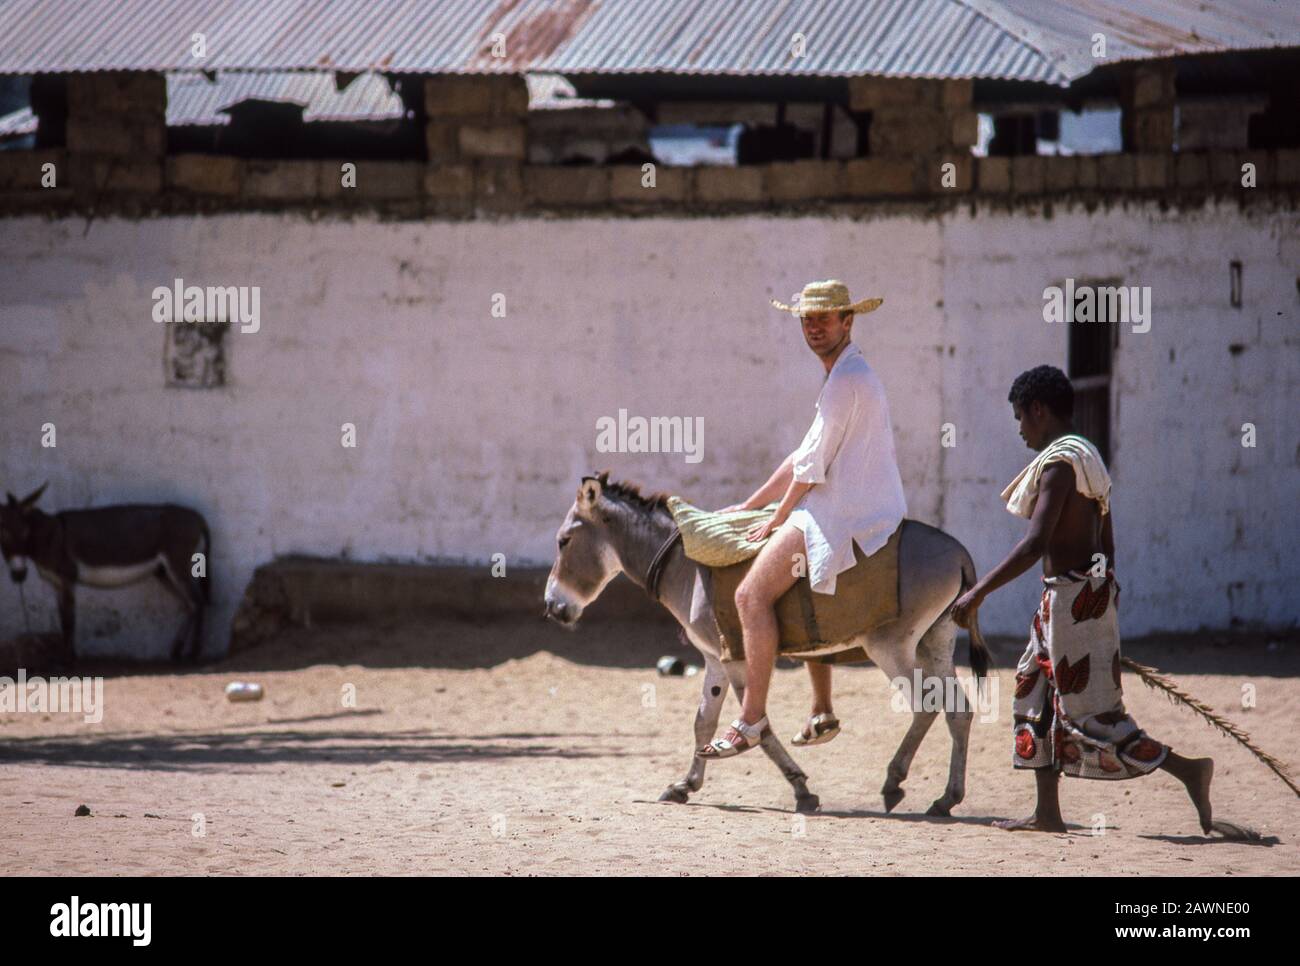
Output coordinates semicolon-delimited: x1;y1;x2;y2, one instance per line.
1001;433;1112;519
787;342;907;595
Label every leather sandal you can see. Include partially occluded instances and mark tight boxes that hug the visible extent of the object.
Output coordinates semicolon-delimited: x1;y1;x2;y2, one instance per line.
697;716;769;759
792;712;840;746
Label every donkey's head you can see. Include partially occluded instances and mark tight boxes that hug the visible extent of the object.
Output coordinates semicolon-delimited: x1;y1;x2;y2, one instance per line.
0;483;48;584
543;474;628;628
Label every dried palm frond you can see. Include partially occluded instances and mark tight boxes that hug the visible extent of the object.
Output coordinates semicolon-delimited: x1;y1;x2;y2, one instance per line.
1122;657;1300;799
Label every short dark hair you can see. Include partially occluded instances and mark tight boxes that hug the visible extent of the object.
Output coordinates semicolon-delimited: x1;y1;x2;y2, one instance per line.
1008;365;1074;420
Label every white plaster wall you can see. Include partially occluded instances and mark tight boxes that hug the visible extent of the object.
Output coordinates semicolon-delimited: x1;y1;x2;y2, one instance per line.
941;201;1299;636
0;202;1295;657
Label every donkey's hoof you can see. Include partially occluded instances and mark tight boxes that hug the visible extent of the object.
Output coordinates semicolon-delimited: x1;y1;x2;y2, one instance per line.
925;801;952;817
882;788;905;813
659;784;690;804
795;794;820;814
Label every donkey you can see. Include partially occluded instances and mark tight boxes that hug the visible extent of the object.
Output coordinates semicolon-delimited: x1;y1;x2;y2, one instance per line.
0;483;212;662
544;473;991;816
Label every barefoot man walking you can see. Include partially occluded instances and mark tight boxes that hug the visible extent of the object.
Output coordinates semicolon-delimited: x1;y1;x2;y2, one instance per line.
698;280;908;758
951;365;1214;833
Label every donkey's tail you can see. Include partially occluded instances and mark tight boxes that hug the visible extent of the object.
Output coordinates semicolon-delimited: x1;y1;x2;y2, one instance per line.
958;549;992;680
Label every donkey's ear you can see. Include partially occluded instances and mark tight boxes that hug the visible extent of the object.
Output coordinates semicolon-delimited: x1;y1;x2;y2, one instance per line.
21;481;48;508
578;476;602;508
5;492;15;506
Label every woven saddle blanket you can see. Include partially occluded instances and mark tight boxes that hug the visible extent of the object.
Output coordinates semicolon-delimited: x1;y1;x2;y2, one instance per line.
666;497;901;663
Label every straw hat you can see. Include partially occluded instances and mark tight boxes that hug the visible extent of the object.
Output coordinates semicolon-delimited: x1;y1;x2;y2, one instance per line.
770;279;883;316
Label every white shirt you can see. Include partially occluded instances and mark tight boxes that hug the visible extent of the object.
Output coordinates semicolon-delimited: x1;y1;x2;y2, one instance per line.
787;341;907;595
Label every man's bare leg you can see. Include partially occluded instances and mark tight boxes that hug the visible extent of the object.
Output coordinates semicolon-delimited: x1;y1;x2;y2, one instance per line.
807;662;833;716
1160;750;1214;833
995;768;1067;832
997;751;1214;833
725;522;805;743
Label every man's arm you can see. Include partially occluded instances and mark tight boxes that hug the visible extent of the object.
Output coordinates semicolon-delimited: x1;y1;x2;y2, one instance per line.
951;462;1073;627
725;452;795;512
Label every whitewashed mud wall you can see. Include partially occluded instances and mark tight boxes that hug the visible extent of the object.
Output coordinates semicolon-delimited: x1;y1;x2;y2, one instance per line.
0;202;1295;656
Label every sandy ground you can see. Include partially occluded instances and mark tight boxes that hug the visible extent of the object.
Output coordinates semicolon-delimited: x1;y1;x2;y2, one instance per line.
1;617;1297;876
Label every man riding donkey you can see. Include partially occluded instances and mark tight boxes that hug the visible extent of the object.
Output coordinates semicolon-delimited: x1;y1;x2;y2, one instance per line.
951;365;1215;833
697;279;908;758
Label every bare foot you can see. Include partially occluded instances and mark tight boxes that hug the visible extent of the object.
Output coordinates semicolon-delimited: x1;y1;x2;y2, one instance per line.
1183;757;1214;834
994;814;1068;833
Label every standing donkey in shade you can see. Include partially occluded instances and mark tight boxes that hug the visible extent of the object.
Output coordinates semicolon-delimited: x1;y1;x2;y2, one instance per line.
544;473;991;816
0;484;212;662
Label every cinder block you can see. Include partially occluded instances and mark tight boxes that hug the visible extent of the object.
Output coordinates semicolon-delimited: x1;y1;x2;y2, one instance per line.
1135;153;1169;189
1208;151;1267;188
610;163;689;202
524;165;610;205
976;156;1011;193
423;163;475;198
474;161;524;202
1123;107;1174;152
1126;64;1176;109
844;157;916;196
317;160;351;201
349;161;423;200
0;149;64;190
1011;156;1045;194
1074;156;1099;190
693;165;763;203
941;79;974;110
848;76;941;111
871;108;948;155
927;156;972;193
1043;156;1077;192
242;160;320;201
950;111;979;147
66;117;165;156
492;77;530;116
1097;153;1136;190
73;157;162;194
764;160;843;202
425;122;460;163
167;154;241;196
1236;151;1271;188
458;122;527;160
1274;149;1300;186
425;76;496;117
1174;152;1210;189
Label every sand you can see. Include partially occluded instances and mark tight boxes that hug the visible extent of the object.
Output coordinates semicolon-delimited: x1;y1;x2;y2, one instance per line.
1;618;1296;876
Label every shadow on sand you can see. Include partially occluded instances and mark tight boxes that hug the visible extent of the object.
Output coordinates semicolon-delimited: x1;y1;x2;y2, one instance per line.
0;723;652;772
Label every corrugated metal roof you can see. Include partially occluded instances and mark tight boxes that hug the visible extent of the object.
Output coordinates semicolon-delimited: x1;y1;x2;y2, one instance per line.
0;104;36;138
0;0;1296;84
966;0;1300;81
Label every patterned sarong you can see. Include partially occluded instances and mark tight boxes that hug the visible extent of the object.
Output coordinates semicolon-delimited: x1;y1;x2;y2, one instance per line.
1012;570;1168;779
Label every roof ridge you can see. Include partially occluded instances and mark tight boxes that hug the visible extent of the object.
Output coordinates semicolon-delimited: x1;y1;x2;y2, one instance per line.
953;0;1078;85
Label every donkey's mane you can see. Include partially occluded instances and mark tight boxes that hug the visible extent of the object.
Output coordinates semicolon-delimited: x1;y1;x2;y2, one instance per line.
590;471;672;514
